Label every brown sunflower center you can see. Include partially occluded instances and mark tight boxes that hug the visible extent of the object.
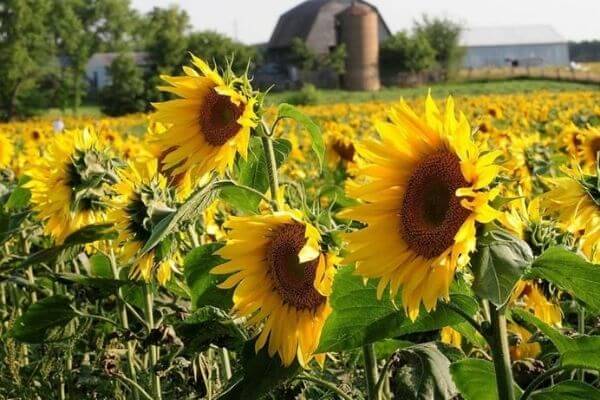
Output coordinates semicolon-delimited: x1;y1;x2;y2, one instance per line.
266;222;326;311
589;137;600;161
400;151;471;259
333;140;355;162
199;88;245;146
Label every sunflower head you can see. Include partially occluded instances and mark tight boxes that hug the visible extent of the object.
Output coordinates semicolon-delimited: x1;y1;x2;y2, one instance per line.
26;129;120;243
152;54;258;187
509;323;541;360
342;94;501;320
511;280;562;326
109;160;179;285
212;211;336;367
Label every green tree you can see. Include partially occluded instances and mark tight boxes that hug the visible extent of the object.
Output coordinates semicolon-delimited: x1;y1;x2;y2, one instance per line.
289;38;346;74
140;5;190;103
99;53;146;116
186;31;260;75
414;15;464;77
0;0;53;121
380;31;436;74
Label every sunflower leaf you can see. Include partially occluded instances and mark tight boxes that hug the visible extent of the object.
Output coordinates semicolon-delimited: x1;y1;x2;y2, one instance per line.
449;358;523;400
10;295;77;343
470;229;533;307
530;381;600;400
317;266;479;353
184;242;232;310
526;246;600;313
277;103;324;171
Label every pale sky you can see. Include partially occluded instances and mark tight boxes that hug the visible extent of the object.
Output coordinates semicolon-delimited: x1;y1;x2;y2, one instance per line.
131;0;600;44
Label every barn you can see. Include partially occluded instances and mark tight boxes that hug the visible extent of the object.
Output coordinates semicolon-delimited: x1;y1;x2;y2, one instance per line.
460;25;570;69
255;0;391;90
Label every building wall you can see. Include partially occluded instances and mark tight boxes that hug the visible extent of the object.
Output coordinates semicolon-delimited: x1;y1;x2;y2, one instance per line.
463;43;570;68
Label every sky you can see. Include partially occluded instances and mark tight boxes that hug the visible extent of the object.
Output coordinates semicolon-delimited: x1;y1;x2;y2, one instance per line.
131;0;600;44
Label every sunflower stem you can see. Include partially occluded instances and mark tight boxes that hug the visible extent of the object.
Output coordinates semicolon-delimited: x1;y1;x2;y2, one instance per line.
363;344;380;400
296;373;354;400
109;249;141;400
143;284;162;400
577;305;586;381
520;365;570;400
489;303;516;400
260;125;281;211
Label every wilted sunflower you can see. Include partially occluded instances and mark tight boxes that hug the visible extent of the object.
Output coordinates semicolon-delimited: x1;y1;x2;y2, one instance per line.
212;211;336;367
543;166;600;262
109;160;179;285
26;129;119;243
509;323;541;360
342;95;501;320
152;54;258;183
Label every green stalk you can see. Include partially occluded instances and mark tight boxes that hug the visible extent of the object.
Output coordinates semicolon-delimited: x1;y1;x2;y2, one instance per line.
520;366;569;400
143;284;162;400
110;250;140;400
296;373;354;400
489;304;516;400
259;120;281;211
577;306;586;381
363;344;380;400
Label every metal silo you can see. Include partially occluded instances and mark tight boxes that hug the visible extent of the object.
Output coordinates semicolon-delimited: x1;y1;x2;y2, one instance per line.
337;2;380;91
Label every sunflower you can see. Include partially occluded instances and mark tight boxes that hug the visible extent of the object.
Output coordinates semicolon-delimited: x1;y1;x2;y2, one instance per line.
542;166;600;262
152;54;258;184
108;160;180;285
324;122;357;167
26;129;119;243
579;126;600;170
342;95;501;320
440;326;462;348
509;323;541;360
0;132;14;168
212;211;336;367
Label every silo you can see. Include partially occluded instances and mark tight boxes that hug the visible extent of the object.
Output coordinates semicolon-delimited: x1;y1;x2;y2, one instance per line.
337;2;380;91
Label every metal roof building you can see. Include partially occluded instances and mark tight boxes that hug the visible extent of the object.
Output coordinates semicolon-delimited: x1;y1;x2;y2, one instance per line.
460;25;569;68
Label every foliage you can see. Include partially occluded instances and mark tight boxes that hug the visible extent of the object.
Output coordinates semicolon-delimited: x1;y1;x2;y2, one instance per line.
99;53;146;116
413;15;465;76
380;31;437;74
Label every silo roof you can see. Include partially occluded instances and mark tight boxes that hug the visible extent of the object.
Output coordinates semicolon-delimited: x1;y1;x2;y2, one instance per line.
460;25;567;47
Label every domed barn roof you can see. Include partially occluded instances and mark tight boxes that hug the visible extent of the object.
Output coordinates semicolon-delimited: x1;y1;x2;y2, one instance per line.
268;0;391;54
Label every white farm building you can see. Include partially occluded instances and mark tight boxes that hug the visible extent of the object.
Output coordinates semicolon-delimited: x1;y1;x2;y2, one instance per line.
460;25;569;69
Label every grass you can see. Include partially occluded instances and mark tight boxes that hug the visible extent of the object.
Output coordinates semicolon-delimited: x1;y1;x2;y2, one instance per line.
266;79;600;106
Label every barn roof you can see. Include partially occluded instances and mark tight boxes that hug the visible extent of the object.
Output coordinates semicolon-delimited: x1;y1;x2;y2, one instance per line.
268;0;391;49
460;25;567;47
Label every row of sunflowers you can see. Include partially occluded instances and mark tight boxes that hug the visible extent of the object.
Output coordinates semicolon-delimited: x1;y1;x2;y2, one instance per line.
0;55;600;399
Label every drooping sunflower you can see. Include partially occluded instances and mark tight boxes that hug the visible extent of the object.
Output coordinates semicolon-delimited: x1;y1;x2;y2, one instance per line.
509;323;541;360
152;54;258;183
542;166;600;263
511;280;562;326
108;160;180;285
26;129;119;243
342;95;501;320
212;211;336;367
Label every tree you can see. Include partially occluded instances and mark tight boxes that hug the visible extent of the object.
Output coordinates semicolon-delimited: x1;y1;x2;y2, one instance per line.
289;38;346;74
380;31;436;74
0;0;54;121
186;31;260;75
414;15;464;76
99;53;146;116
140;5;190;103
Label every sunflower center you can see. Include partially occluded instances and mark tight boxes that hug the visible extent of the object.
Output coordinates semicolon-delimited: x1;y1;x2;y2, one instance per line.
589;137;600;161
400;151;471;259
199;88;245;146
333;140;355;162
266;222;326;311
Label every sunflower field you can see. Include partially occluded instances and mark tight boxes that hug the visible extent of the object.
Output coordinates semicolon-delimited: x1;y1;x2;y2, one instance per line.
1;56;600;400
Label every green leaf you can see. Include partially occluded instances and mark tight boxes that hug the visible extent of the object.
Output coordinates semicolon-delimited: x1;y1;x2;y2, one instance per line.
450;359;523;400
527;246;600;313
56;273;134;294
140;180;221;254
13;224;117;270
5;186;31;209
513;309;600;370
173;306;247;354
277;103;324;170
184;242;232;310
530;381;600;400
470;229;533;306
10;295;77;343
317;266;479;353
89;253;113;278
220;340;301;400
391;342;458;400
0;210;29;245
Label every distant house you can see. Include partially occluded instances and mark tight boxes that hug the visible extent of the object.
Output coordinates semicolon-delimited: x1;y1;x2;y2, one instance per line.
255;0;391;90
86;52;149;90
460;25;570;68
